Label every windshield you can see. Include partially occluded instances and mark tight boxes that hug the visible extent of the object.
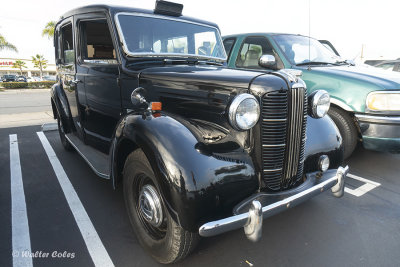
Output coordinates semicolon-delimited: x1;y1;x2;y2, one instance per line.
115;13;226;61
273;35;340;65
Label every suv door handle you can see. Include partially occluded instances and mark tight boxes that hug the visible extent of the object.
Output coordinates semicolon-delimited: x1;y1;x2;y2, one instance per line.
71;79;82;84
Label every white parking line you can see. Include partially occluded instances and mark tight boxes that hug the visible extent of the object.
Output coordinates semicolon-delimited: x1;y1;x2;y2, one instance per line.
37;132;114;267
345;173;381;197
9;134;33;267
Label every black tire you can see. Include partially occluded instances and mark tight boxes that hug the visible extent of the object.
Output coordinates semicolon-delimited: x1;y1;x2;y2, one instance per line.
123;149;199;264
57;116;73;151
328;107;358;159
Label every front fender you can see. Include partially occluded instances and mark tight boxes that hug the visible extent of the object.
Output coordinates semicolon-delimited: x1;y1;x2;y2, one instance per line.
51;82;73;132
112;113;258;232
304;115;344;172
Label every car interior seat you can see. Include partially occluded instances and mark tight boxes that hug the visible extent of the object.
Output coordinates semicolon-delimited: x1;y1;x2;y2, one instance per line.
243;49;261;67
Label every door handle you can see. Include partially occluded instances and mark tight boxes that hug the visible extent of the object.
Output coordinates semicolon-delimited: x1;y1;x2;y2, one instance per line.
71;79;82;84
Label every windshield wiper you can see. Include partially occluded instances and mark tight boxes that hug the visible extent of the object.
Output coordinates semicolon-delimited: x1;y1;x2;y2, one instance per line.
126;57;224;68
164;58;198;65
296;61;337;66
163;58;224;66
199;60;224;66
335;59;355;66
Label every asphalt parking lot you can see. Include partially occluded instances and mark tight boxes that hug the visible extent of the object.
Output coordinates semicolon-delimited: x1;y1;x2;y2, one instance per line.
1;125;400;267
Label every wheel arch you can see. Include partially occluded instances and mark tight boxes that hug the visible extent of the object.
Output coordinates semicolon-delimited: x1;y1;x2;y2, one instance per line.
329;103;361;136
110;113;258;231
51;83;73;133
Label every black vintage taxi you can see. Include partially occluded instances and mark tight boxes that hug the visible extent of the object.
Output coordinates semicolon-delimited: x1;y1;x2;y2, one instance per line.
51;1;348;263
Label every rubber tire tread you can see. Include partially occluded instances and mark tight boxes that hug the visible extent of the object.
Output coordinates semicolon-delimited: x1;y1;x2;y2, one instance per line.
57;117;73;151
328;107;358;159
123;149;199;264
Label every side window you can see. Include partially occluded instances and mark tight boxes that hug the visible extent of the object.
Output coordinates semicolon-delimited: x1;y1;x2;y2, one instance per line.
236;36;274;69
61;24;74;64
377;62;395;71
80;19;117;64
223;38;236;59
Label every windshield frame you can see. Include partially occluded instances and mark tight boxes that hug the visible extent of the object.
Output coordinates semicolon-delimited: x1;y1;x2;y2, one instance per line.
114;12;227;62
272;34;341;66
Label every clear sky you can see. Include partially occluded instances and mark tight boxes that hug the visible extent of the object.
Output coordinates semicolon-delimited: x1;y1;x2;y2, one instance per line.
0;0;399;64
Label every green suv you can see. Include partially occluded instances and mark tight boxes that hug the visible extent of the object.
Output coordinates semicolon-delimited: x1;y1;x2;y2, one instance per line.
223;33;400;158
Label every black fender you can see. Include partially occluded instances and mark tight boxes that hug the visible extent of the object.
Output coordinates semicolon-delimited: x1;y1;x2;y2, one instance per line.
304;114;344;172
111;112;258;232
50;82;73;132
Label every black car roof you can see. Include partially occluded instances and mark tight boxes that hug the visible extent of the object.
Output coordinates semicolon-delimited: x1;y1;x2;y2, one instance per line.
60;4;219;29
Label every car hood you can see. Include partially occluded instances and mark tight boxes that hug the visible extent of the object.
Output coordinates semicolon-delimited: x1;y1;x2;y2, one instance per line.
306;65;400;90
138;64;264;89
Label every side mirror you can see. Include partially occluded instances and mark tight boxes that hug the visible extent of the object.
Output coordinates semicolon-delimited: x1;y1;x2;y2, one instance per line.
131;87;148;109
259;54;277;69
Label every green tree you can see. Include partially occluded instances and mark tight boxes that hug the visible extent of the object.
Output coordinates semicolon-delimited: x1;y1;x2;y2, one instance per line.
32;54;48;79
12;60;27;75
0;33;18;52
42;21;56;39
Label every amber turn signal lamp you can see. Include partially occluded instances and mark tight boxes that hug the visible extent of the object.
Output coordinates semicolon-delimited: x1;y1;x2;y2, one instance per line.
150;102;162;111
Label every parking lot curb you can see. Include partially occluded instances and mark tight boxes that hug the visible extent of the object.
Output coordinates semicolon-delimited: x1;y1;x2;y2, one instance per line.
42;122;58;132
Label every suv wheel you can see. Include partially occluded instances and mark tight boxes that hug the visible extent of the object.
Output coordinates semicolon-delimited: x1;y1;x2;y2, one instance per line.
57;116;73;151
328;107;358;159
123;149;199;264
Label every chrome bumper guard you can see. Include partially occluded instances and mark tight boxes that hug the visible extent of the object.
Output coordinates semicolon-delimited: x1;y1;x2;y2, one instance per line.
199;166;349;241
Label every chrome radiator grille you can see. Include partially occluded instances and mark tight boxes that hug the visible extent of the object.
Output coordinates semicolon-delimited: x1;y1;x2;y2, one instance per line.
260;88;307;191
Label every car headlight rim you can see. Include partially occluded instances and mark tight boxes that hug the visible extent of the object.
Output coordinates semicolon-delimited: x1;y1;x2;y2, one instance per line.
229;93;260;130
310;90;330;118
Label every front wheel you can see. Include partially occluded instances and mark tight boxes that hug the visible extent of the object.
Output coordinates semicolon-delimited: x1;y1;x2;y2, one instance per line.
123;149;199;264
57;116;73;151
328;107;358;159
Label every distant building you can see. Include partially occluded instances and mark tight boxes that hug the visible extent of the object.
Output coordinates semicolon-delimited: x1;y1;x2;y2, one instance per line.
0;57;56;77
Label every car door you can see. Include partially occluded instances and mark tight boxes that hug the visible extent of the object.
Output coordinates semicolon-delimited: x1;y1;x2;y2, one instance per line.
233;36;283;71
75;14;121;153
57;19;86;139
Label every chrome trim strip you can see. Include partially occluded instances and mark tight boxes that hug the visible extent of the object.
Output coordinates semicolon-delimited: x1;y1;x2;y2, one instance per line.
262;143;285;147
263;168;282;172
355;114;400;124
65;135;110;179
114;12;227;61
263;118;287;122
199;167;348;238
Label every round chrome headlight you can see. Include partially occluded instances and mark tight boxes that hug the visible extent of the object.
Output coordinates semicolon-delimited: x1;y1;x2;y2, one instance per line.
229;93;260;130
310;90;330;118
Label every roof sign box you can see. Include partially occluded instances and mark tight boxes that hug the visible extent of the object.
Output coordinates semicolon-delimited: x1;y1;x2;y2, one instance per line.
154;0;183;17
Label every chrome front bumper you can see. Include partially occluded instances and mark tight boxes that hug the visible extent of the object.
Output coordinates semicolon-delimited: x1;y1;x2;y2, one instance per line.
199;166;349;241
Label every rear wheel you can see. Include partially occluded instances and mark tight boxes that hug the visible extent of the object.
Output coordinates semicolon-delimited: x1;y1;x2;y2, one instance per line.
57;116;73;151
328;107;358;159
123;149;199;264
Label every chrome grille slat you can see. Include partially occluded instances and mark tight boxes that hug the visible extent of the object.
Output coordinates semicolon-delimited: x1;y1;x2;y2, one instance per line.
260;88;307;191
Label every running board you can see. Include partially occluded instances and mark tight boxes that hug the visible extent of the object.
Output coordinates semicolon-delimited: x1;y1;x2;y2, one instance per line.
65;134;110;179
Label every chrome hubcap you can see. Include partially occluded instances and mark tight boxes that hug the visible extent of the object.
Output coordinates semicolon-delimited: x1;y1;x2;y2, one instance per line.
139;184;163;227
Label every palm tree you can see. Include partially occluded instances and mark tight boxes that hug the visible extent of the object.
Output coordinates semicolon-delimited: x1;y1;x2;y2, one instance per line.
32;55;48;79
0;33;18;52
12;60;27;75
42;21;56;39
